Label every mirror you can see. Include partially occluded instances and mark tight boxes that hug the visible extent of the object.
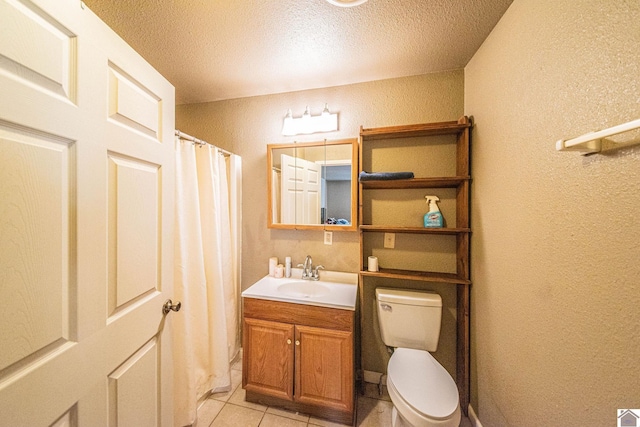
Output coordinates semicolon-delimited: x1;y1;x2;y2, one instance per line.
267;138;358;231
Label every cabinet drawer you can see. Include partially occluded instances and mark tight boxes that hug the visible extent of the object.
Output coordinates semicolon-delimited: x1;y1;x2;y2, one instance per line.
243;298;354;331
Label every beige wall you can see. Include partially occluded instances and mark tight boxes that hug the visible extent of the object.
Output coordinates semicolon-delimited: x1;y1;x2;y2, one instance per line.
176;71;464;378
177;71;463;288
465;0;640;425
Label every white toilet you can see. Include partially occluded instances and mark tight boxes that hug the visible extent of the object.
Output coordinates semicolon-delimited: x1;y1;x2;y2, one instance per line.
376;288;461;427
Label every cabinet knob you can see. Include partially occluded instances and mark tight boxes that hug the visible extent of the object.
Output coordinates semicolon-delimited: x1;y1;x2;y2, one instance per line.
295;340;300;346
287;339;292;345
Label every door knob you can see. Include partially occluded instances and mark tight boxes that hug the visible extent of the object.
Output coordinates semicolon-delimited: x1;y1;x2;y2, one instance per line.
162;299;182;315
287;339;292;345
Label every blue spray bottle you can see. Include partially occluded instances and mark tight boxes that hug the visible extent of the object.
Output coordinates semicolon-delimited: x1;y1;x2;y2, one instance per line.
424;195;444;228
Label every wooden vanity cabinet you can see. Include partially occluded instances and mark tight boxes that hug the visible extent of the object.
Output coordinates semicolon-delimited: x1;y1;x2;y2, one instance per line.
242;298;355;425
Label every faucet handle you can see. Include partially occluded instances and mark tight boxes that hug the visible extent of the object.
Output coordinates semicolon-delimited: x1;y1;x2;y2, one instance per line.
312;265;324;280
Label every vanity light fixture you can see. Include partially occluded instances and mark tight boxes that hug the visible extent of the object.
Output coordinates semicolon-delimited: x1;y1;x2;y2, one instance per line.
282;104;338;136
325;0;368;7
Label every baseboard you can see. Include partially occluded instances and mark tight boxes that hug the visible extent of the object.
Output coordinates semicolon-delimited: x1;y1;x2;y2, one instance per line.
468;404;483;427
363;370;386;385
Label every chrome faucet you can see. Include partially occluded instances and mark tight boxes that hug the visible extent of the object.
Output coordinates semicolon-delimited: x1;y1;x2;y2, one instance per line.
298;255;324;280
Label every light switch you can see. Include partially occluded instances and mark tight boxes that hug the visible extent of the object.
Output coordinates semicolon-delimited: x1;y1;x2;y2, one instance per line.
384;233;395;248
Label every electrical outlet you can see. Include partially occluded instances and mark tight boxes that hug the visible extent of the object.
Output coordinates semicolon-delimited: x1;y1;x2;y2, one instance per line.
324;231;333;245
384;233;395;248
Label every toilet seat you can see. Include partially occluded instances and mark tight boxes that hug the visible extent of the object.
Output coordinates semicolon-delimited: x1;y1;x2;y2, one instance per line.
387;348;460;426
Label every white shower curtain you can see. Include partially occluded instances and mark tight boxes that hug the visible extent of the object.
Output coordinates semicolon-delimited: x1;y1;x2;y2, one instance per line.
173;136;239;426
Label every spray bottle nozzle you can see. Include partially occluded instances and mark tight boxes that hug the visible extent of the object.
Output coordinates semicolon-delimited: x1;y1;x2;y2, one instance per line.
425;195;440;209
425;195;440;201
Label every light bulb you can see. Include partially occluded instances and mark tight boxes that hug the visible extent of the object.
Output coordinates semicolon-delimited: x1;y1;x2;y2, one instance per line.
282;109;295;136
325;0;368;7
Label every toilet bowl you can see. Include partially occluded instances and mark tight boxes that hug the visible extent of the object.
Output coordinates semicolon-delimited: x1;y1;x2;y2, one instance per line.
375;288;461;427
386;348;461;427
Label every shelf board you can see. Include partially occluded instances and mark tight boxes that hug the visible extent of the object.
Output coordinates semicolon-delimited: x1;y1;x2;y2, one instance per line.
360;176;470;189
360;121;471;140
359;225;470;234
360;268;471;285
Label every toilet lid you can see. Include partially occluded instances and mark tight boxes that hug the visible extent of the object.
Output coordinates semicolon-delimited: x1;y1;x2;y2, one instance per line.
387;348;459;420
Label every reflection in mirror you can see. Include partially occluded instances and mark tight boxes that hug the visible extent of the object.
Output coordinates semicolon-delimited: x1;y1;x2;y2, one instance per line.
268;139;357;231
323;143;352;225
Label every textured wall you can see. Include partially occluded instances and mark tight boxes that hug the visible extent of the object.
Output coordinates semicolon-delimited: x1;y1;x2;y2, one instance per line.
465;0;640;425
177;71;464;377
177;71;464;288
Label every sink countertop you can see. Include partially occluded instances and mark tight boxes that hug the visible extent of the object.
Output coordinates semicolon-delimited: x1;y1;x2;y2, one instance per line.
241;268;358;310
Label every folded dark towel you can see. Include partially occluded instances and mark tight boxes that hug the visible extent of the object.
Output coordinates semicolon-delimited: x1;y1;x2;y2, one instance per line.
358;171;415;181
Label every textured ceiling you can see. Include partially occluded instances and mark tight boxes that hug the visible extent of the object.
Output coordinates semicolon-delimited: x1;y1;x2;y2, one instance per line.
83;0;513;104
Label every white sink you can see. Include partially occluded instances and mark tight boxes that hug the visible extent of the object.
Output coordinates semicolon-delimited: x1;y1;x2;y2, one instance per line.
277;281;331;298
241;268;357;310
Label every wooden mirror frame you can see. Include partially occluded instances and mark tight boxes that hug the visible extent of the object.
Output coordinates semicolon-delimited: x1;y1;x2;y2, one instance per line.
267;138;358;231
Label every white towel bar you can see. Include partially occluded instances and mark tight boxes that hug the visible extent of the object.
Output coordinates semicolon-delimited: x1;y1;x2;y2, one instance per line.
555;118;640;155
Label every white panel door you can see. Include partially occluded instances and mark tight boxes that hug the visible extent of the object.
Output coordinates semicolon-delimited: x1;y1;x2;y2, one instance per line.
0;1;175;426
280;153;300;224
302;160;321;224
280;154;321;226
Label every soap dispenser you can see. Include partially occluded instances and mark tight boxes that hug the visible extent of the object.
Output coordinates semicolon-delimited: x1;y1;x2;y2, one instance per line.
423;195;444;228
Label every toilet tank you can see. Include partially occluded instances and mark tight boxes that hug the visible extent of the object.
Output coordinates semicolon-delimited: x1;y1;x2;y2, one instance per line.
376;288;442;352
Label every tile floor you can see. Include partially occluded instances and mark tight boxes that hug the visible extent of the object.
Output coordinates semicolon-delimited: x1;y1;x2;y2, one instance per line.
196;355;472;427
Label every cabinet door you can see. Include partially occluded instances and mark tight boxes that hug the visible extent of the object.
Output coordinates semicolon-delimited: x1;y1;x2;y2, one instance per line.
295;325;354;413
243;318;295;401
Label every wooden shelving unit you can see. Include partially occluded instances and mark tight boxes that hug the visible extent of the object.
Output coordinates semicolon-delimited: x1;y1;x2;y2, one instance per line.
358;116;472;415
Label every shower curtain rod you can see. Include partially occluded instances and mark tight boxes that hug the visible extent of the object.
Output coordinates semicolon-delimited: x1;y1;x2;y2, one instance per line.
175;130;234;157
